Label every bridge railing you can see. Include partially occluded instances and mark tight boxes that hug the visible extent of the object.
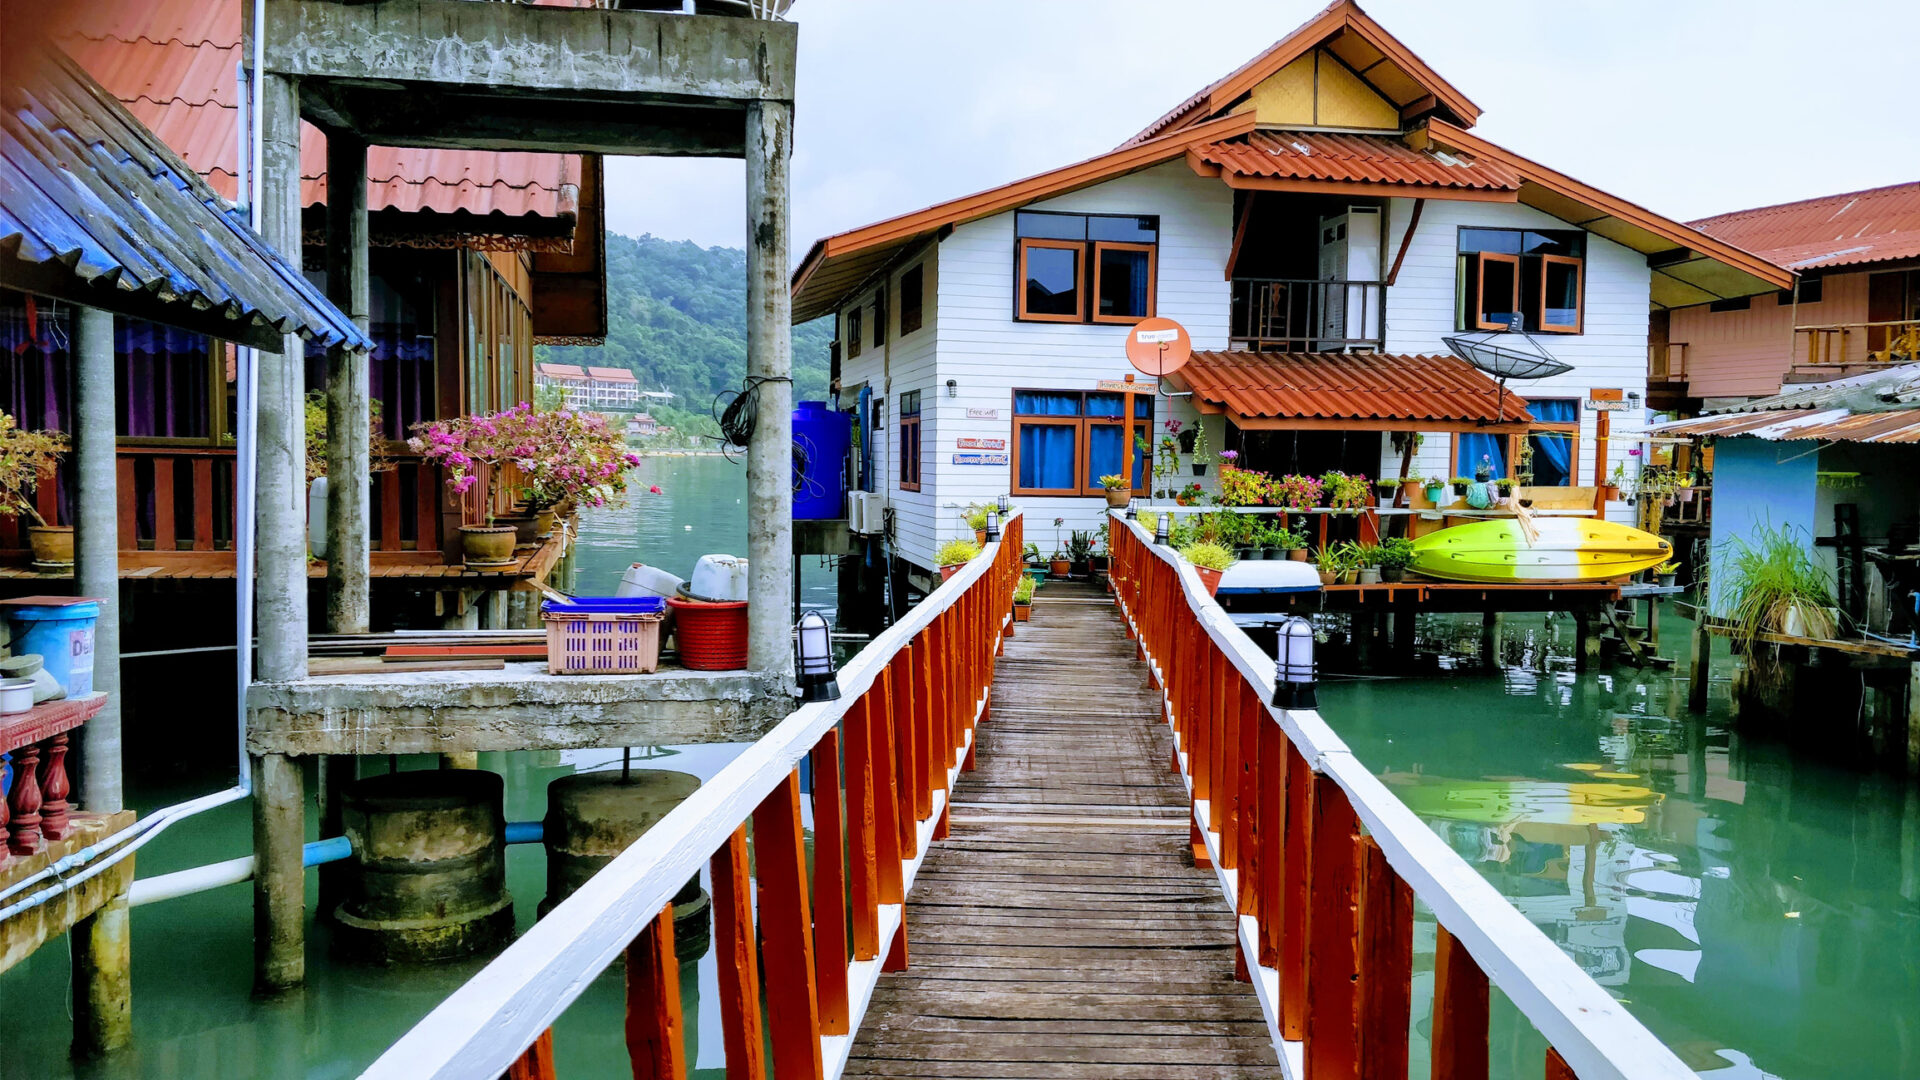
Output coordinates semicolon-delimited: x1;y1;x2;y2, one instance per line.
1107;510;1693;1080
358;511;1025;1080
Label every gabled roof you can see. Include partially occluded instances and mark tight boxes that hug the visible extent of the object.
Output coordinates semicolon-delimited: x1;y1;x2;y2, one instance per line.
1169;351;1533;432
1187;130;1519;198
588;366;637;383
1;42;366;352
537;363;589;380
1688;181;1920;272
1122;0;1481;149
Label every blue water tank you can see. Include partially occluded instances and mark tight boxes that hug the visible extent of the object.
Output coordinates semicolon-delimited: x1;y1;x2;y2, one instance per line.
792;401;851;520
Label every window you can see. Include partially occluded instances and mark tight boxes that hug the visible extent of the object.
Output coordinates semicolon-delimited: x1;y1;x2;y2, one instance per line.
900;264;924;335
1521;399;1579;486
899;390;922;491
873;287;887;348
1010;388;1152;497
1455;228;1586;333
1707;295;1750;313
1014;212;1159;324
1781;276;1823;305
847;306;862;359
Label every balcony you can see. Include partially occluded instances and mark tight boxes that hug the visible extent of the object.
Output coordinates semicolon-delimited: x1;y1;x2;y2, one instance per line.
1795;319;1920;366
1229;278;1385;352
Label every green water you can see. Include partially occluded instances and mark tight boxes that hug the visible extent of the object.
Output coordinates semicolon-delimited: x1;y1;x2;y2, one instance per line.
1318;609;1920;1080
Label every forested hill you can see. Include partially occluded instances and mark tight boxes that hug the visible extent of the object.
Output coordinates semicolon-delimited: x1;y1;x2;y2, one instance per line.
536;232;833;425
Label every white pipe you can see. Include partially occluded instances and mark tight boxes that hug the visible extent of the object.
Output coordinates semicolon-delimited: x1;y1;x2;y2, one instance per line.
129;855;255;907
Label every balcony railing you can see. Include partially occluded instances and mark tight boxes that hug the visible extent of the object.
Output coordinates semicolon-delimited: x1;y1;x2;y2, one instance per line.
1649;342;1689;381
1796;319;1920;366
1230;278;1386;352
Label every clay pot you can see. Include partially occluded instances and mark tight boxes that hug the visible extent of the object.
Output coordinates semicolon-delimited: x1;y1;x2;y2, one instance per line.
1194;565;1223;596
940;563;961;582
1105;489;1131;509
459;525;518;567
27;525;72;567
1289;549;1309;562
1049;559;1070;578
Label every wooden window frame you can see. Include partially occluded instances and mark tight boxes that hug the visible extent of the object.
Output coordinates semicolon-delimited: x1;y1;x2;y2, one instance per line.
900;264;924;336
1015;238;1087;323
1010;414;1083;497
898;390;921;492
1008;390;1152;498
1474;252;1521;331
1520;422;1580;488
1090;241;1158;325
1537;254;1584;334
873;286;888;348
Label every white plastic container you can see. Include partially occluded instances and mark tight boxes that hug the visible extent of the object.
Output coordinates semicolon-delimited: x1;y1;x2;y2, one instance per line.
0;676;35;715
688;554;750;603
616;563;686;601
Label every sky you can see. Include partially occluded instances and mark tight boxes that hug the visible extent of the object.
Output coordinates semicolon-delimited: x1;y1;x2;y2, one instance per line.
603;0;1920;258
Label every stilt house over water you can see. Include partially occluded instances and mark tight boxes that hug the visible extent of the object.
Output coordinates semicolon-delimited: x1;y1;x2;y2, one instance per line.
792;0;1792;580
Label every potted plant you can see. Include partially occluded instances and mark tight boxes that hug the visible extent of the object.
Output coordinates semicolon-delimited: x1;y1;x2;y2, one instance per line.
1450;476;1472;497
1272;473;1323;512
936;538;981;582
1655;560;1679;588
1023;541;1042;565
1374;478;1401;503
1262;523;1290;562
1098;473;1132;509
0;413;69;567
1312;545;1340;586
1013;574;1035;621
1284;526;1310;562
1217;461;1270;507
1189;420;1212;476
1722;523;1838;652
1604;462;1626;502
963;503;990;544
1172;481;1206;506
500;405;640;540
1378;537;1416;583
1320;471;1370;512
1354;542;1383;585
1179;541;1234;596
1494;478;1516;499
1335;541;1362;584
1233;513;1263;560
411;408;519;566
1423;476;1447;505
1067;529;1096;575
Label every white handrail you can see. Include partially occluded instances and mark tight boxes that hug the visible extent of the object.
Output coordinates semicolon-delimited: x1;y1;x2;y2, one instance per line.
359;510;1020;1080
1111;511;1694;1080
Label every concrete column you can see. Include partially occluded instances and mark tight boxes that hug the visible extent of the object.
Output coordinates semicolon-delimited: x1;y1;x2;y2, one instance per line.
72;305;122;813
252;752;305;991
744;100;795;679
71;895;132;1057
255;71;308;683
324;131;371;635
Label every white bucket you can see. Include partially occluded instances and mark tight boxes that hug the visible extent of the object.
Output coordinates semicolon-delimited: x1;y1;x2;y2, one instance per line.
616;563;685;601
689;555;750;603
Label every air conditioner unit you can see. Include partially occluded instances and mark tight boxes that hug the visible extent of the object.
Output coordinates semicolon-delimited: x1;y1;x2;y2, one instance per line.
848;491;885;535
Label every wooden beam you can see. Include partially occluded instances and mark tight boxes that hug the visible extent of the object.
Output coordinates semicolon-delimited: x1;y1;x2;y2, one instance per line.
711;828;766;1080
623;906;686;1080
1432;926;1491;1080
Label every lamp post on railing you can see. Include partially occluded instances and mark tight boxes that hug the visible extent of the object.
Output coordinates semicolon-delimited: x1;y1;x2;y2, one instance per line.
1154;514;1169;546
984;510;1000;543
1272;616;1317;710
1124;498;1137;520
795;611;840;703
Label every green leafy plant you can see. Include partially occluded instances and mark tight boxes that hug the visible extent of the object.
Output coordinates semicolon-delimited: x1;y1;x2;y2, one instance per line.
1014;575;1036;603
1313;545;1341;573
1374;478;1401;496
1136;510;1160;537
1067;529;1097;564
1097;473;1130;491
936;538;981;568
1378;537;1416;571
1720;523;1836;656
1179;541;1235;572
1450;476;1471;491
1321;471;1371;511
1654;560;1680;575
1218;465;1272;507
962;503;990;531
1022;541;1041;563
1190;419;1212;465
1350;542;1384;568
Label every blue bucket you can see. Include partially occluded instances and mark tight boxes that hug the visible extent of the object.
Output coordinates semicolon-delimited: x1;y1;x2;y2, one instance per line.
8;601;100;698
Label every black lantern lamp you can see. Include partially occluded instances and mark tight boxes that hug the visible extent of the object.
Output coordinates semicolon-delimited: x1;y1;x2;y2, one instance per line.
984;509;1001;542
1124;497;1138;520
1272;616;1317;710
997;493;1010;514
795;611;840;702
1153;513;1170;545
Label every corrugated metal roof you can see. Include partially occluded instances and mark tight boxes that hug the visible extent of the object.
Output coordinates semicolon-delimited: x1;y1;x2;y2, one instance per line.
1689;181;1920;272
1193;130;1520;191
1;44;366;351
48;0;579;224
1170;351;1533;427
1652;363;1920;444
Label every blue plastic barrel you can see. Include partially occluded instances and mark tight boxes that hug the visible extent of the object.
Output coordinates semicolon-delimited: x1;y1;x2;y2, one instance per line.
9;600;100;697
792;400;850;521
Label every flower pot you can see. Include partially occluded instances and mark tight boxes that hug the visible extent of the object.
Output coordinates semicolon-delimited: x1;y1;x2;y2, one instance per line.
1339;569;1358;585
501;515;538;546
1358;568;1382;585
1381;566;1405;583
1658;573;1677;588
975;529;987;545
1453;483;1468;496
1676;488;1696;503
1193;565;1223;596
941;563;962;582
1105;488;1131;509
1289;549;1309;562
1424;485;1445;504
1091;555;1109;572
1049;559;1070;578
1317;570;1337;586
1013;603;1032;622
459;525;518;567
533;508;557;538
1192;463;1207;476
1262;547;1285;561
27;525;73;567
1237;546;1261;561
1174;494;1191;506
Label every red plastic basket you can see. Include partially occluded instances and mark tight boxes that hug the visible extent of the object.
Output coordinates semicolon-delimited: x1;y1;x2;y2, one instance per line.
666;597;749;670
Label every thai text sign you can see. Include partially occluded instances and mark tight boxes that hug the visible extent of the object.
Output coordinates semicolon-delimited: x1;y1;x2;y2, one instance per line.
956;437;1005;450
1096;379;1157;394
952;453;1008;466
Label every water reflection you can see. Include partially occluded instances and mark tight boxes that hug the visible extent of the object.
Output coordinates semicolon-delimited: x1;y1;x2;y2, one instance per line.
1324;608;1920;1080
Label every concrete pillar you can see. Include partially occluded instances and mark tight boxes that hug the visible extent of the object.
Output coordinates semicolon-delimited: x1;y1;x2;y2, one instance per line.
324;131;371;635
255;71;308;682
71;895;132;1058
744;100;795;680
72;305;122;813
317;754;354;918
252;752;305;991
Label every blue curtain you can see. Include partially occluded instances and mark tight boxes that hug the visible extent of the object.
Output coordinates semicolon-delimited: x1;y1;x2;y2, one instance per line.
857;386;874;492
1019;424;1076;489
1528;399;1577;486
1456;432;1507;479
1015;391;1081;416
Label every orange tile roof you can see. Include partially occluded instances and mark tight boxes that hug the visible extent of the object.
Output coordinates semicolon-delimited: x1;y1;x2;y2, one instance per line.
46;0;579;224
1688;181;1920;272
588;366;638;382
1190;130;1520;193
537;363;589;381
1170;351;1533;430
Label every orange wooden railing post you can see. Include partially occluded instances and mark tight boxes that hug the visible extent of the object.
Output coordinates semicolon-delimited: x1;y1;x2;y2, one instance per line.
752;771;825;1080
1545;1048;1576;1080
913;637;938;816
1432;926;1491;1080
1357;838;1413;1080
1215;645;1238;870
502;1028;557;1080
1258;714;1284;968
711;828;766;1080
809;730;850;1035
625;905;687;1079
1304;775;1362;1080
1236;680;1260;916
888;658;920;860
871;668;906;907
845;700;880;961
1280;743;1313;1040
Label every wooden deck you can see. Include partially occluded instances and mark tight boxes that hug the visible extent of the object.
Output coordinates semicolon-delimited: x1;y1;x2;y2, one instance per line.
847;582;1282;1079
0;527;567;584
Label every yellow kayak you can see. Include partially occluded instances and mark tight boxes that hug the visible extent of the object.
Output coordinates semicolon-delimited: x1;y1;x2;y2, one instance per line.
1409;518;1670;584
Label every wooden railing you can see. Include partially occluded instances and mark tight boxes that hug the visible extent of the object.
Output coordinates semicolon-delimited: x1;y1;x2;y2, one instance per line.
357;511;1026;1080
1649;341;1688;380
1797;319;1920;366
1106;511;1694;1080
1230;278;1386;352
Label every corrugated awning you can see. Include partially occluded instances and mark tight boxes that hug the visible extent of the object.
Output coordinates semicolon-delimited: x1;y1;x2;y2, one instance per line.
1168;351;1534;432
1651;362;1920;444
0;43;366;352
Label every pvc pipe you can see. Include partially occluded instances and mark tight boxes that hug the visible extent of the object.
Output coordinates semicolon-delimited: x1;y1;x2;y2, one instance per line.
304;835;353;867
504;821;543;845
129;855;254;908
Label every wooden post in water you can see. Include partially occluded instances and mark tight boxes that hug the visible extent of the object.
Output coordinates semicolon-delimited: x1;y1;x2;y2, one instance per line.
1689;603;1711;712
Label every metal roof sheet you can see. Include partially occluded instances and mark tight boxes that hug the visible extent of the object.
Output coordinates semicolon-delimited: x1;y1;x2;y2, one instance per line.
1;44;366;351
1170;351;1533;427
1193;130;1520;191
1652;363;1920;443
1689;181;1920;272
50;0;579;223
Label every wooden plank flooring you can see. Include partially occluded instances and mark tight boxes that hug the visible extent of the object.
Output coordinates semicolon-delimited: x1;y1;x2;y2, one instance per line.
847;582;1282;1079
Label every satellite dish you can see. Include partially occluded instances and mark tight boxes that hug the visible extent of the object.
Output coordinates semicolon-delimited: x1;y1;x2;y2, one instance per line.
1442;318;1570;425
1125;317;1191;380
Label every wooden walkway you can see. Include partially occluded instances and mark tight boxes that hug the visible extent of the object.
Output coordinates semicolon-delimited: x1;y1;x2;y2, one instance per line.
847;582;1283;1079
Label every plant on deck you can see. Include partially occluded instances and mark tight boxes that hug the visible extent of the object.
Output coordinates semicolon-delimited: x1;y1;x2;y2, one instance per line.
410;403;642;523
1378;537;1416;571
1217;465;1271;507
1013;575;1036;604
936;538;982;568
1321;471;1371;511
962;503;990;532
1720;522;1837;656
1272;473;1323;511
1067;529;1097;565
0;412;66;526
1189;419;1212;466
1178;541;1235;572
1097;473;1130;491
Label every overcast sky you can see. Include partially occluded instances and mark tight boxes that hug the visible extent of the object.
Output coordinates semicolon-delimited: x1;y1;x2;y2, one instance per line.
604;0;1920;258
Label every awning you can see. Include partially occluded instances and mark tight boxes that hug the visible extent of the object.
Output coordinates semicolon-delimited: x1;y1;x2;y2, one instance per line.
1169;350;1534;432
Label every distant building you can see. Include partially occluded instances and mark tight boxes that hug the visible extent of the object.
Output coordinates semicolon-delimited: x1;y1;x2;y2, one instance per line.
583;366;640;408
536;362;591;403
628;413;659;437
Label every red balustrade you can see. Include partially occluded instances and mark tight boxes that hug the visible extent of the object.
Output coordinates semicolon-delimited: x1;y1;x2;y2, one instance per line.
1;696;105;862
